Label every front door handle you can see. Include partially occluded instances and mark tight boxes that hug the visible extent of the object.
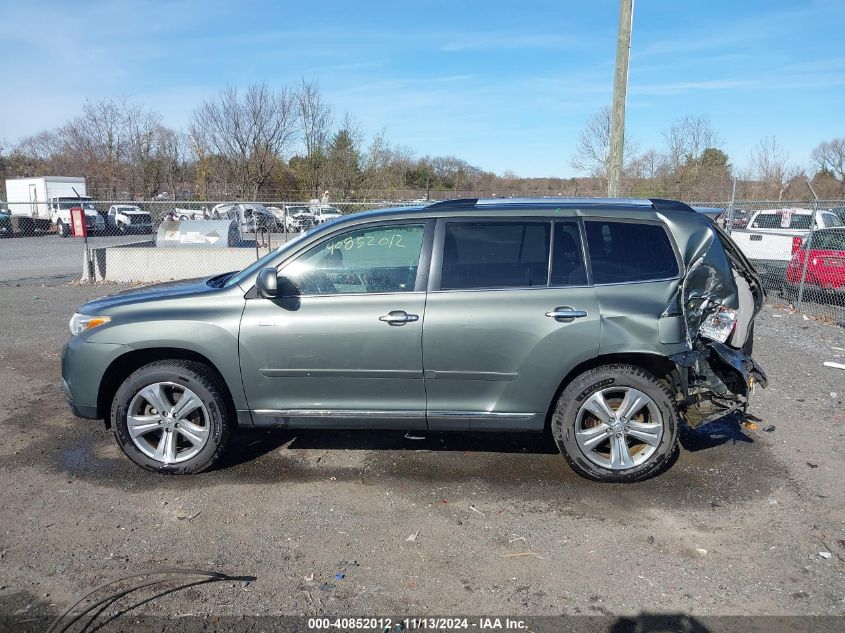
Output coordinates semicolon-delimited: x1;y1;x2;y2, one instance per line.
379;310;419;326
545;306;588;322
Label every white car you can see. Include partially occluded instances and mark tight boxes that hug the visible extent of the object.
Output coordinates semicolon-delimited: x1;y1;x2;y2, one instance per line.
309;203;342;224
274;204;317;232
51;197;105;237
174;208;206;221
730;208;844;280
211;202;279;234
107;205;154;234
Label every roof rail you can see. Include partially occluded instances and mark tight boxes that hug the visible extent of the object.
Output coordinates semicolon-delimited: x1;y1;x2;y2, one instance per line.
426;198;479;209
649;198;695;214
476;197;652;206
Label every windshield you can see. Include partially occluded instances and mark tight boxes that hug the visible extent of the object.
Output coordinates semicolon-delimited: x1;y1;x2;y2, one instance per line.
224;232;311;288
57;199;96;211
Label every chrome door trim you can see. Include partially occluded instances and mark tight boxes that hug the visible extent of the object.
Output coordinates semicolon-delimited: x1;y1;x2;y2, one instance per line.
252;409;427;419
258;368;423;379
427;410;535;420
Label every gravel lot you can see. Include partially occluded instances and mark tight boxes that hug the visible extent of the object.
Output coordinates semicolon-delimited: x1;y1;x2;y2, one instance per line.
0;278;842;628
0;235;149;283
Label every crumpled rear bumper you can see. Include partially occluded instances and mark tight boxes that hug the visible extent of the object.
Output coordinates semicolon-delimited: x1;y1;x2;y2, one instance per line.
671;341;767;427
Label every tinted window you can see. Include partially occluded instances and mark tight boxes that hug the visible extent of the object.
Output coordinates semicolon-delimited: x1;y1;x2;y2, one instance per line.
750;214;782;229
282;224;425;295
585;221;678;283
550;221;587;286
441;221;550;290
789;215;812;230
822;212;843;227
811;230;845;251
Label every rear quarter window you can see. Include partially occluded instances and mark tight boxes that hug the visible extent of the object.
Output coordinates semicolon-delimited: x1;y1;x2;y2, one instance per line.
585;220;679;284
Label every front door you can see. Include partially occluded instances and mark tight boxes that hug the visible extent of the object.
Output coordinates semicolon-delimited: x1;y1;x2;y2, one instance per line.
423;218;601;431
239;220;433;428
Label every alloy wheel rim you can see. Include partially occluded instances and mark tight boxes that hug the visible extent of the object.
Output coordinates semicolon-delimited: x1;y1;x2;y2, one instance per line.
574;386;664;470
127;382;210;464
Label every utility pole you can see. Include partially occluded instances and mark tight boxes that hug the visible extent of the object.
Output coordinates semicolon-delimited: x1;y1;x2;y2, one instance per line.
607;0;634;197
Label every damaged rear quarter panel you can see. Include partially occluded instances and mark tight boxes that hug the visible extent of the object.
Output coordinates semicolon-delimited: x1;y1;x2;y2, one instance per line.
593;211;766;427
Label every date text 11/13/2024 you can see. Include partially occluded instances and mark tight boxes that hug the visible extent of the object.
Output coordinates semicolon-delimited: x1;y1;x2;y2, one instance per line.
307;616;529;630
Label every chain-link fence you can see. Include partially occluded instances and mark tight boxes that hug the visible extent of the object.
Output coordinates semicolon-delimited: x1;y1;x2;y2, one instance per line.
715;199;845;325
0;199;418;284
2;196;845;326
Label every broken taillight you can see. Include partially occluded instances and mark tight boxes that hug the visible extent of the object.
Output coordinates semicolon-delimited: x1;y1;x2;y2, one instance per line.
698;307;738;343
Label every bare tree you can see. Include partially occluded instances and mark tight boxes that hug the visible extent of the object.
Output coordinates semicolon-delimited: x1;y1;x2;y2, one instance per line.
296;79;334;198
61;99;128;196
190;84;297;198
570;106;637;189
662;115;722;172
749;136;799;200
810;137;845;190
124;103;165;197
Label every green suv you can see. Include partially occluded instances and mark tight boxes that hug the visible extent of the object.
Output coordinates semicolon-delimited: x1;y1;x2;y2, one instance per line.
62;198;767;482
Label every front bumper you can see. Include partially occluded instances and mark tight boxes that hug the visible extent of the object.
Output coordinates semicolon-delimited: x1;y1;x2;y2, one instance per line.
61;336;130;420
61;377;99;419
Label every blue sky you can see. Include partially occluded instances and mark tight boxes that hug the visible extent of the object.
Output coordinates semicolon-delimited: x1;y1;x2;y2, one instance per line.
1;0;843;177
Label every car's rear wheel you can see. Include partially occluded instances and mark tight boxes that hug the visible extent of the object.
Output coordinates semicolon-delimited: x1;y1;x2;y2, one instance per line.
111;360;232;474
551;364;679;482
57;220;69;238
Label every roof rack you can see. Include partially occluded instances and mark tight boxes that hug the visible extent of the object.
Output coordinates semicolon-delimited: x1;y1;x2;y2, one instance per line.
423;197;696;214
426;198;479;209
476;197;653;207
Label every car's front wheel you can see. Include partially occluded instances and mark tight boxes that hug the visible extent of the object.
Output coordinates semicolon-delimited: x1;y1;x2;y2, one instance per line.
57;220;69;237
111;360;232;474
551;364;679;482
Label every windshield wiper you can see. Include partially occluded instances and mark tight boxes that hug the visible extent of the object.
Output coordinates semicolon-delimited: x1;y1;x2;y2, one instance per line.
206;271;236;288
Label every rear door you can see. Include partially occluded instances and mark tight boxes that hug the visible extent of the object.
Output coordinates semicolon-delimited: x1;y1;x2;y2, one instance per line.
422;217;600;431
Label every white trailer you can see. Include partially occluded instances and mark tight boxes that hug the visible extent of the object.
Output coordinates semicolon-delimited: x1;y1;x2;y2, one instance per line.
4;176;102;234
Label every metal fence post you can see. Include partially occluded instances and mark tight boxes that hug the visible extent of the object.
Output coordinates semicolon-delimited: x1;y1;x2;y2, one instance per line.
725;177;737;236
796;180;820;308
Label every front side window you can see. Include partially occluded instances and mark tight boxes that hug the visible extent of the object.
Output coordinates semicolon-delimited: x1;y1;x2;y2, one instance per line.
281;224;425;295
585;220;679;284
440;221;551;290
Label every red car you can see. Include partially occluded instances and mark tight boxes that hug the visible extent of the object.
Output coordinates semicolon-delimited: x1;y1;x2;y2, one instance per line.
785;228;845;297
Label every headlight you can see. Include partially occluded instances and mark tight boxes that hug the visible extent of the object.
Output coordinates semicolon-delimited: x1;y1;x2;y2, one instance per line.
69;313;111;335
698;306;737;343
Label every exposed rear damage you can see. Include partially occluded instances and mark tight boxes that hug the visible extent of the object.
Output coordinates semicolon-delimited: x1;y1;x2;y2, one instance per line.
671;221;768;426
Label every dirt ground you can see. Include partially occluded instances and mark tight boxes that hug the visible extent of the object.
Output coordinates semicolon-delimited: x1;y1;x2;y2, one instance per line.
0;279;843;628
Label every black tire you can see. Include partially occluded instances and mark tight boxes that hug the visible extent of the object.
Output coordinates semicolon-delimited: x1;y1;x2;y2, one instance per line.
179;215;188;221
551;363;680;483
57;220;69;238
111;360;232;474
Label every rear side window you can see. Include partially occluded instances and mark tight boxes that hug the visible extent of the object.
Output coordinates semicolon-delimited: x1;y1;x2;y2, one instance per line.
585;221;678;284
822;212;843;228
440;221;550;290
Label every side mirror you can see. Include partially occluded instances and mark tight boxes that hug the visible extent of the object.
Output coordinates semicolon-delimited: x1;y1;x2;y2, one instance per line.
256;268;278;298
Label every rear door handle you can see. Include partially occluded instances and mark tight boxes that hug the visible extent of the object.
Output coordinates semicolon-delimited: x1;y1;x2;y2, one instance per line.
379;310;419;326
545;306;588;322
